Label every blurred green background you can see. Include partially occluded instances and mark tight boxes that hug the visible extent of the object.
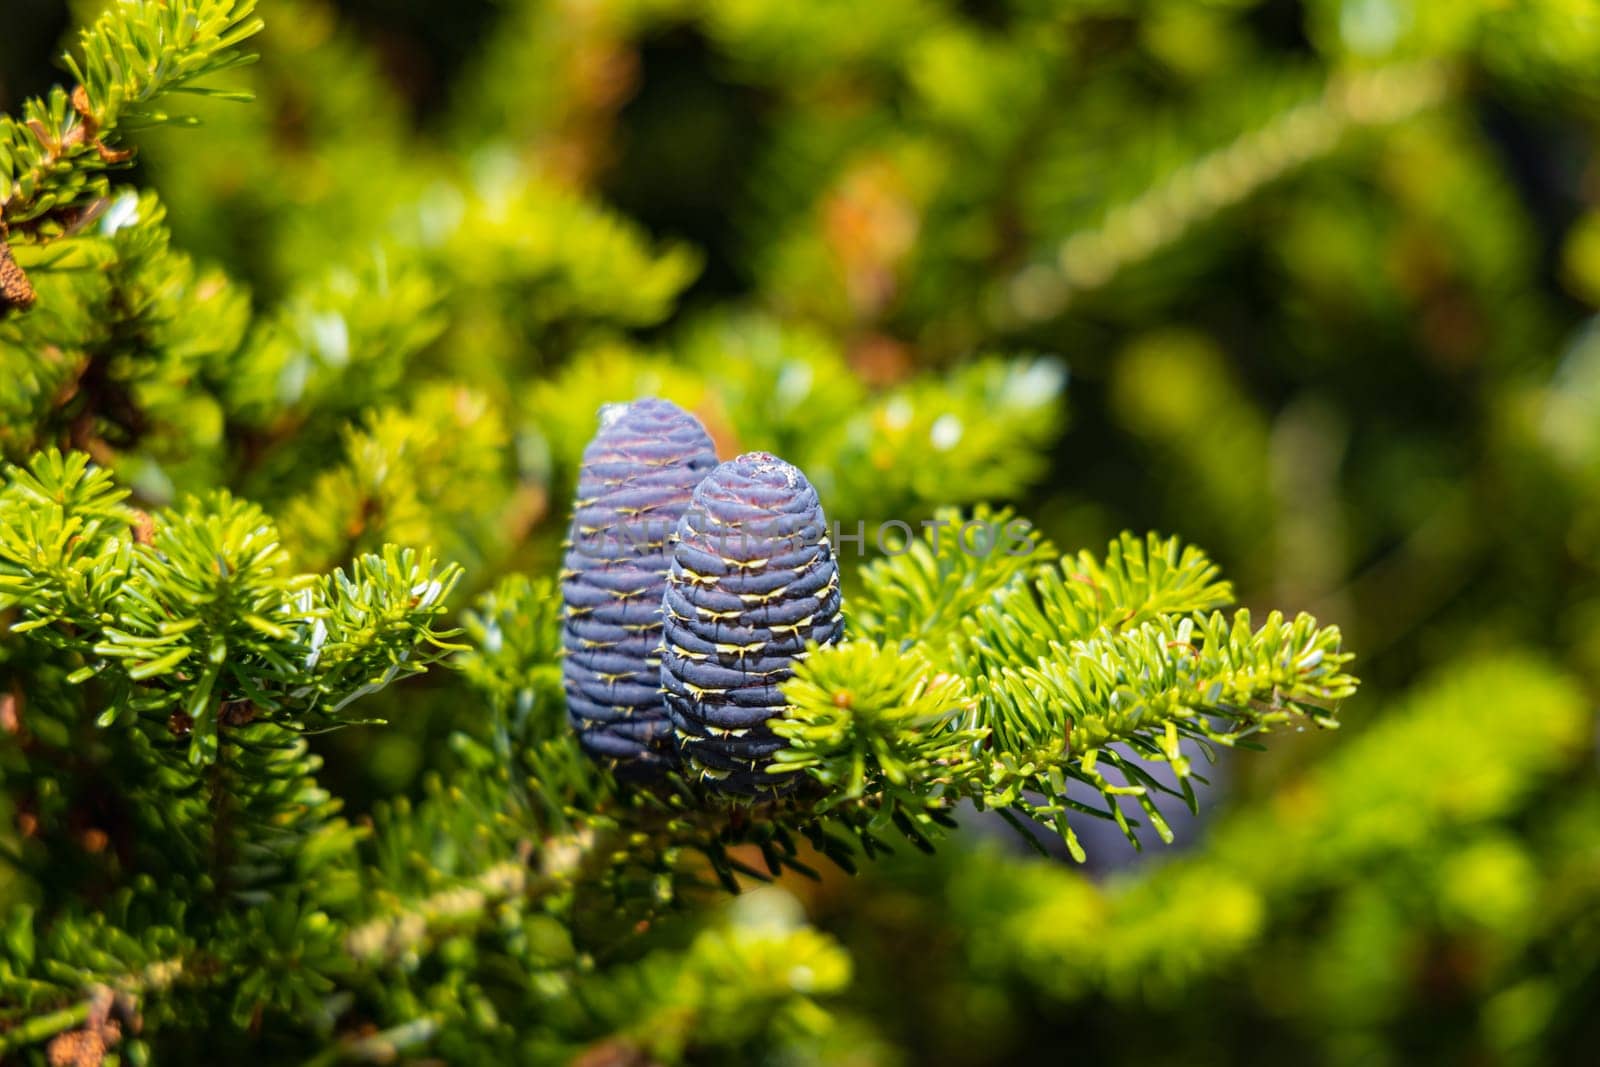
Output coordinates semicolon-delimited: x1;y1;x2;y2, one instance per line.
7;0;1600;1063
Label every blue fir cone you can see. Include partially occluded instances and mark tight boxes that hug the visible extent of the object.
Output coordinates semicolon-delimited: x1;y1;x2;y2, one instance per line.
561;398;718;774
661;452;843;794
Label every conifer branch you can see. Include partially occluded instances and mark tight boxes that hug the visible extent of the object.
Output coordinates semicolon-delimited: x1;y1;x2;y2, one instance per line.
529;325;1068;526
303;1016;442;1066
777;523;1356;859
0;939;197;1058
0;3;1438;1060
0;0;262;236
0;1000;91;1056
998;60;1454;325
344;833;603;967
925;656;1591;1002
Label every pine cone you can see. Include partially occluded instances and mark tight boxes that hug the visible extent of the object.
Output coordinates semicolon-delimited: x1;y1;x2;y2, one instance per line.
662;452;843;794
561;398;718;773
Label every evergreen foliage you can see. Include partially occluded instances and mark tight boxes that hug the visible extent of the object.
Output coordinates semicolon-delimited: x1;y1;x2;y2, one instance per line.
0;0;1596;1063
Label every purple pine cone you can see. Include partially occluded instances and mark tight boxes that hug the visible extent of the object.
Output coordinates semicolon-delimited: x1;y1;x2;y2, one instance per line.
561;398;718;773
661;452;843;794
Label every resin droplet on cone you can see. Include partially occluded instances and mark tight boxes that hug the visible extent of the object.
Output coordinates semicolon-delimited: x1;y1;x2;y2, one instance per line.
561;398;717;773
661;451;843;794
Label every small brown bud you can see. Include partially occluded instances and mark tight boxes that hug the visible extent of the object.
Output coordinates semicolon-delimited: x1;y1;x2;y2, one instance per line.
0;689;21;734
1;236;36;316
571;1039;658;1067
70;86;96;130
130;509;156;546
220;700;256;727
46;1028;105;1067
24;118;55;151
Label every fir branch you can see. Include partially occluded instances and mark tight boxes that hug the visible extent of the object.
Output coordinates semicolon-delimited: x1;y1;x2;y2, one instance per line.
817;356;1067;518
0;189;249;468
0;0;263;235
1022;531;1235;643
998;60;1454;325
848;503;1049;657
0;902;198;1057
456;573;565;761
576;895;851;1063
0;1000;91;1057
276;386;515;574
0;450;136;629
778;521;1357;859
772;641;984;839
345;834;599;967
971;608;1353;760
304;1016;442;1066
0;951;198;1058
225;250;445;436
3;512;1356;1057
0;452;463;900
935;656;1592;1002
528;317;1068;525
